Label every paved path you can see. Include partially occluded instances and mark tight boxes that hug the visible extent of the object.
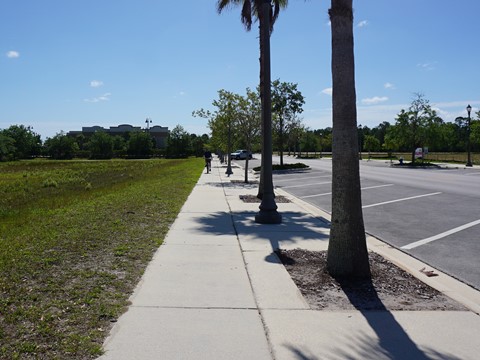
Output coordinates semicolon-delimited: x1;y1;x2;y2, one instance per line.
99;158;480;360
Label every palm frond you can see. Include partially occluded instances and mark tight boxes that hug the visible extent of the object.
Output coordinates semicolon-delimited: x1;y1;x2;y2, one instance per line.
217;0;242;13
271;0;288;29
217;0;288;32
241;0;253;31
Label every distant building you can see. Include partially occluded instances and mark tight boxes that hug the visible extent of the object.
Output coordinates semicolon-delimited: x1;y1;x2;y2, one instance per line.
68;124;169;149
149;125;169;148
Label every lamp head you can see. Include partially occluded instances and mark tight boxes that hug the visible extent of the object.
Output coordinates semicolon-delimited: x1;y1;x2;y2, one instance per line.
467;104;472;115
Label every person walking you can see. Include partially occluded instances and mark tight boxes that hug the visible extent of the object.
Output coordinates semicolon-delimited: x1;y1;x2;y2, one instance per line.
204;149;212;173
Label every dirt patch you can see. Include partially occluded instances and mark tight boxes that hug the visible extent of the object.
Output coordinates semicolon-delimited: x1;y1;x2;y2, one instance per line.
231;180;259;184
239;194;291;203
277;249;466;311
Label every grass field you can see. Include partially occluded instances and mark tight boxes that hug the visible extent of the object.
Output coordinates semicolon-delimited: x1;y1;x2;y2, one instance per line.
0;158;203;359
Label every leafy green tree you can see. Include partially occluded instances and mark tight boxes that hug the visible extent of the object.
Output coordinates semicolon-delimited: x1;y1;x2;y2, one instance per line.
166;125;191;158
363;135;381;159
300;128;319;154
237;88;261;182
271;79;305;165
371;121;391;147
391;93;440;163
194;90;241;168
190;134;210;157
0;134;16;161
1;125;42;159
113;136;127;157
87;132;114;159
286;117;305;156
382;132;397;159
471;119;480;152
314;127;332;154
127;132;153;158
327;0;371;279
44;132;79;160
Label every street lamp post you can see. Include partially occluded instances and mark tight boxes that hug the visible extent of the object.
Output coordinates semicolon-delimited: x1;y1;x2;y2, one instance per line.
466;105;473;167
145;117;152;132
226;120;233;176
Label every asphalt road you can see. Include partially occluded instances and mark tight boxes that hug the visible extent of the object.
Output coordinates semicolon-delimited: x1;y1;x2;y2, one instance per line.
234;155;480;291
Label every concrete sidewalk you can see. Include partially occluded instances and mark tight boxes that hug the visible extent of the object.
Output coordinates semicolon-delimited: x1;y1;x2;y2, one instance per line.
99;158;480;360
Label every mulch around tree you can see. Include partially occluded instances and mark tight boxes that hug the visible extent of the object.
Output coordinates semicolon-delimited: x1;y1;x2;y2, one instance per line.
239;194;291;203
276;249;466;311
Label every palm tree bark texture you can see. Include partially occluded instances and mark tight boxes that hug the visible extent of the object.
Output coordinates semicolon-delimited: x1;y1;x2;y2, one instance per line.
327;0;371;279
217;0;286;223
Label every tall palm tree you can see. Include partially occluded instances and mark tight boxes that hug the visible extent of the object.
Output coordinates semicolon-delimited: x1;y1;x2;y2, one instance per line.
327;0;371;278
217;0;287;224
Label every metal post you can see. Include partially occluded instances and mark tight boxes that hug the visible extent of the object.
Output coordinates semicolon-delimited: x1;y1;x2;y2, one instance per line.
226;120;233;176
466;105;473;167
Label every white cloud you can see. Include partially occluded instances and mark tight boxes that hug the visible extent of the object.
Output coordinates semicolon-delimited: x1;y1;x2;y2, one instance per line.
384;82;396;90
417;62;437;71
321;88;332;96
6;50;19;58
84;93;111;103
361;96;389;105
90;80;104;88
357;20;369;28
179;91;186;96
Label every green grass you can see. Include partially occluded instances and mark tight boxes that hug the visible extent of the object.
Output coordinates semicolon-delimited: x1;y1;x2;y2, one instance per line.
0;158;203;359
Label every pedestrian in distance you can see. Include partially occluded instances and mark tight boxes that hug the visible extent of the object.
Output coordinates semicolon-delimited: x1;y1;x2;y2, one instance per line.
204;149;212;174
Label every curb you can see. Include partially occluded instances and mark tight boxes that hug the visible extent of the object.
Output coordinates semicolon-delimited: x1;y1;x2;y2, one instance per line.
273;186;480;316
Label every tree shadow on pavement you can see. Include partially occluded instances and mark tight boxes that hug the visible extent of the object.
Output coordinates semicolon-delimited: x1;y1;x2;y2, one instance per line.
282;332;462;360
191;211;329;254
334;278;461;360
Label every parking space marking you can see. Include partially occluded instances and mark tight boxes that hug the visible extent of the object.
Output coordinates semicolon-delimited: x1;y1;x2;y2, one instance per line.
401;219;480;250
362;192;442;209
300;183;394;199
273;175;331;183
280;181;331;189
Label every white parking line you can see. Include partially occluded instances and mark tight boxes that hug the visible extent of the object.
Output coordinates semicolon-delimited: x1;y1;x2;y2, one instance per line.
361;184;395;191
280;181;331;189
301;192;331;199
300;183;394;199
273;174;331;183
401;219;480;250
362;192;442;209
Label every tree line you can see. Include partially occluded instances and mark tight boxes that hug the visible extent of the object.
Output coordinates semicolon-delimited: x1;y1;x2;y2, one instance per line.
194;88;479;165
0;124;209;161
2;92;477;163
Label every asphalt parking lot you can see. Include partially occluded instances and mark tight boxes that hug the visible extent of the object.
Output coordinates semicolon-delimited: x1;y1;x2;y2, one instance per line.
234;156;480;291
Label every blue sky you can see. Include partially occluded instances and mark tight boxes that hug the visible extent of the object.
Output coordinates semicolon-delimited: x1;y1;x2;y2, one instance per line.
1;0;479;140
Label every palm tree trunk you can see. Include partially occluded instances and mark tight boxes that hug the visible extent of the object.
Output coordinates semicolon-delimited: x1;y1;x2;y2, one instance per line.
255;0;281;224
327;0;370;279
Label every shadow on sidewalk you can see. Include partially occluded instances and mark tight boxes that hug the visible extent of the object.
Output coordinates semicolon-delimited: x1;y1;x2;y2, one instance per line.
333;278;462;360
189;212;462;360
281;281;463;360
191;211;329;254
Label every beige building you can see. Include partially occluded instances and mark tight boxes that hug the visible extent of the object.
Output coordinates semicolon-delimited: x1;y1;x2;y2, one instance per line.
68;124;169;149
